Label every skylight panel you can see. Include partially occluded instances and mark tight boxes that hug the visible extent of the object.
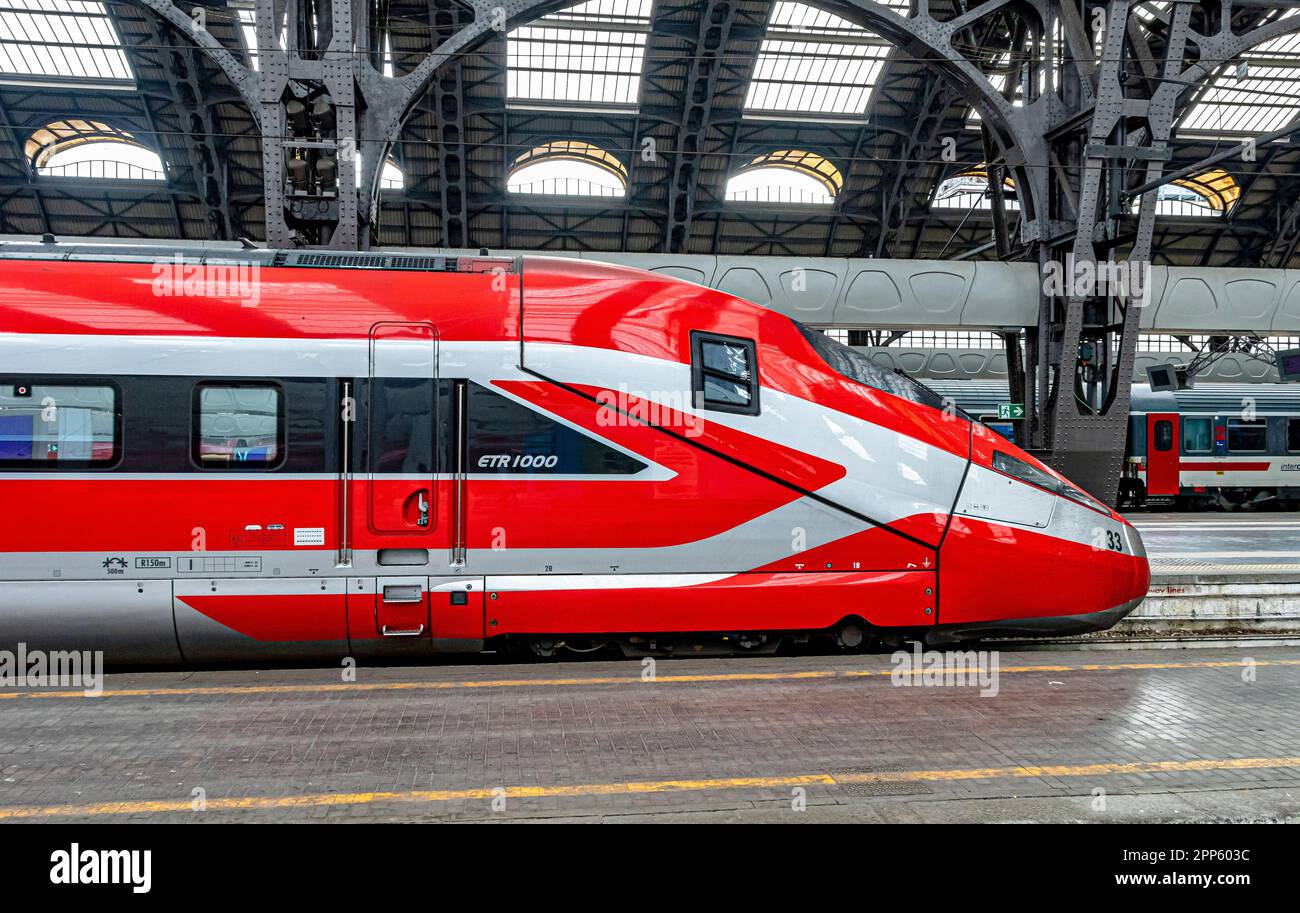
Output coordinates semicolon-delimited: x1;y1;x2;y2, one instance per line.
237;7;258;70
235;6;289;73
1180;17;1300;135
932;171;1020;211
507;0;653;108
0;0;133;86
744;1;909;117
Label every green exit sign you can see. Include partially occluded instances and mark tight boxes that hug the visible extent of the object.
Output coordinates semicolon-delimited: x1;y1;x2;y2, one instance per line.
998;403;1025;420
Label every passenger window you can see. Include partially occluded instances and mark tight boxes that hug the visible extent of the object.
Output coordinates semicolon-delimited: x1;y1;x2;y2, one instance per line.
1226;419;1267;453
1182;417;1212;453
691;332;759;416
0;381;118;467
193;384;283;468
1153;420;1173;452
1289;419;1300;453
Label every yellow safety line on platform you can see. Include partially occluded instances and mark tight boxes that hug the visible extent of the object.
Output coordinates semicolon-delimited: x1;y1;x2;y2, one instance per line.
1;659;1298;701
0;756;1296;820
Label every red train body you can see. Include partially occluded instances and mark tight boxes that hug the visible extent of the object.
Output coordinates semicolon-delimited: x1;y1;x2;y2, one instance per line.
0;246;1149;665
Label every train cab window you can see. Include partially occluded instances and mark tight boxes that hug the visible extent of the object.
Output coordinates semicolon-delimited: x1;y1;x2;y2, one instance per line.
691;332;760;416
1226;419;1267;453
0;381;118;467
193;384;284;468
1152;420;1174;452
1182;417;1212;453
793;321;951;412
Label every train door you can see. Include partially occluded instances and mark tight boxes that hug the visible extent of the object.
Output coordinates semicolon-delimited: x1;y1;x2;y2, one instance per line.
1146;412;1180;496
349;323;484;656
348;322;440;655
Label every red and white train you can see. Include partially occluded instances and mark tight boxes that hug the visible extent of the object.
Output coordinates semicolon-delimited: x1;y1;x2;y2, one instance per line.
0;243;1150;666
1124;383;1300;509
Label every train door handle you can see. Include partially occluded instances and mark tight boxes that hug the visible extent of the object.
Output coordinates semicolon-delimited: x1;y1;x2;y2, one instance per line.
382;584;424;603
381;624;425;637
417;490;429;527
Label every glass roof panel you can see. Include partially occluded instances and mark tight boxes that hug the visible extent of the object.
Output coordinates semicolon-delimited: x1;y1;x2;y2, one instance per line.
1180;14;1300;136
0;0;133;86
236;6;290;73
745;1;910;118
507;0;653;108
932;170;1020;211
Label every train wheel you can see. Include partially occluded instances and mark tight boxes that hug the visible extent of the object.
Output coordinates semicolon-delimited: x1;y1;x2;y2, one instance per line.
834;619;879;652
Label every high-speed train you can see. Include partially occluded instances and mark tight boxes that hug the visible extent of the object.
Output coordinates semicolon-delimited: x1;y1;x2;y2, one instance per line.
0;243;1149;666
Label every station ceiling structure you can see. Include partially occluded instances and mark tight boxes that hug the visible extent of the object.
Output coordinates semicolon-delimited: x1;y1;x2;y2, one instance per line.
0;0;1295;265
4;0;1300;502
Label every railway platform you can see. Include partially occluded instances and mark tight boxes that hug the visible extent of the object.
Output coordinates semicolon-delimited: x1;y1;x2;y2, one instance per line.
1055;513;1300;646
0;645;1296;823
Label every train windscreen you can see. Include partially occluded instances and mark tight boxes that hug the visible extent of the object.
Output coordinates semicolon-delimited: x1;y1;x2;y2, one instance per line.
794;322;962;416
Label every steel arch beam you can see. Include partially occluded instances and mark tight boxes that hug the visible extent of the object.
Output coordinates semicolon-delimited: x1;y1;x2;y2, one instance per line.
125;0;261;125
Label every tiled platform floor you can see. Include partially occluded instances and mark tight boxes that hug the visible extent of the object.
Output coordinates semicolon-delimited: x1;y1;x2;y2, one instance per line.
0;646;1297;822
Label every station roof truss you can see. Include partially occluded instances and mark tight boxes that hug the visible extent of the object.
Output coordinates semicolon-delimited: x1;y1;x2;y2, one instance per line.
0;0;1298;267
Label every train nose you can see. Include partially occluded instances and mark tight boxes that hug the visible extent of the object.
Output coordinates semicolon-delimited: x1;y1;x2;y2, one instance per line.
1123;516;1152;604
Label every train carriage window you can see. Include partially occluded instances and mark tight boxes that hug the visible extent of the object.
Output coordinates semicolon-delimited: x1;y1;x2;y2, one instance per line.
1182;417;1212;453
691;331;760;416
1153;420;1174;451
1288;419;1300;453
1226;419;1267;453
193;384;284;468
0;381;119;467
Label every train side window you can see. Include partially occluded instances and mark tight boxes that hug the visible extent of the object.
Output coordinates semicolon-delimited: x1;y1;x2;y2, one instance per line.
1152;420;1173;451
1182;417;1212;453
691;331;759;416
368;378;436;473
193;383;284;469
1288;420;1300;453
1226;419;1267;453
0;380;119;468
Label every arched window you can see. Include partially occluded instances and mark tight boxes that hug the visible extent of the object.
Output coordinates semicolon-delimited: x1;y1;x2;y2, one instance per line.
725;149;843;205
507;140;627;197
353;153;405;191
1135;169;1240;217
26;120;163;181
932;170;1019;210
380;158;404;190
